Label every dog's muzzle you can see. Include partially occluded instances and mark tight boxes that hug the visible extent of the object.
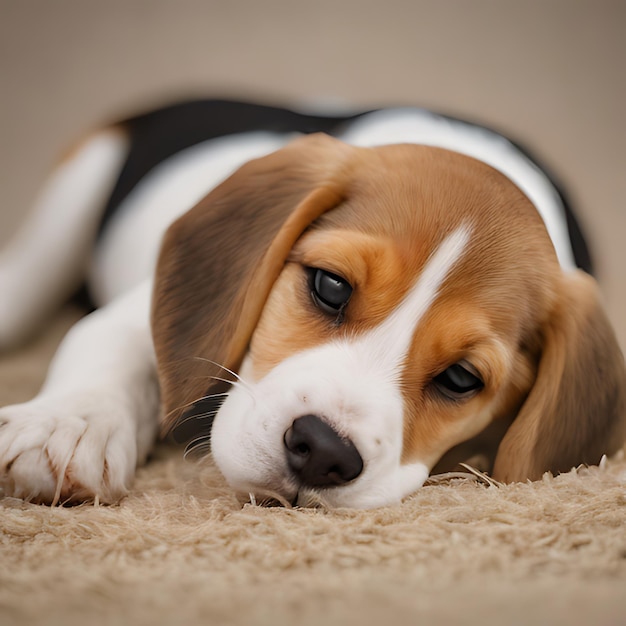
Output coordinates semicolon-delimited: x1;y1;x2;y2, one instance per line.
283;415;363;487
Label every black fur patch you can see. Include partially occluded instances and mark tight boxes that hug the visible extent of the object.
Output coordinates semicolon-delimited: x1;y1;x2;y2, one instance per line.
98;98;592;274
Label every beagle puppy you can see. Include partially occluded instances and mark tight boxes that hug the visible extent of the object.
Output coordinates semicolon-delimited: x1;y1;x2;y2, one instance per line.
0;99;624;508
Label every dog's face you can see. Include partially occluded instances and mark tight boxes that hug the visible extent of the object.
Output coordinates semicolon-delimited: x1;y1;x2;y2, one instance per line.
152;134;626;508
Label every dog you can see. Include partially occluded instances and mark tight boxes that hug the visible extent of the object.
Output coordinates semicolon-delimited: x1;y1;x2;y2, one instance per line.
0;99;624;508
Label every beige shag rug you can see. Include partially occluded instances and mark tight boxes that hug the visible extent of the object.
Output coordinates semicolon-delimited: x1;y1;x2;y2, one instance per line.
1;308;625;626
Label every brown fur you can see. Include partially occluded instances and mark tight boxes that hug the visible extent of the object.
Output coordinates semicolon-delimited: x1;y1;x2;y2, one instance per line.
492;271;626;481
152;134;626;482
152;134;355;429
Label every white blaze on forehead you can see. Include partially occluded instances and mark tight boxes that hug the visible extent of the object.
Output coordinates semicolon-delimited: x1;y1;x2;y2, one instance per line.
361;225;471;373
211;223;473;508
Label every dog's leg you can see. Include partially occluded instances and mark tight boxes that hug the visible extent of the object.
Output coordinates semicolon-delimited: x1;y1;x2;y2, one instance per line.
0;129;128;350
0;280;159;504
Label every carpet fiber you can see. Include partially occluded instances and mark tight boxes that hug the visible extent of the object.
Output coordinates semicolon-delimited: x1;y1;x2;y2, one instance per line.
1;309;625;626
2;2;625;624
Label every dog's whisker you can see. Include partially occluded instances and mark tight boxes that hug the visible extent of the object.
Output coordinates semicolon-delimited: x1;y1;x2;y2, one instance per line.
193;357;247;385
202;366;275;418
184;435;212;460
166;359;260;421
174;408;219;427
207;375;240;387
192;357;258;399
195;391;232;400
163;358;253;422
171;393;228;424
165;388;237;423
205;373;257;400
194;357;252;389
204;374;261;411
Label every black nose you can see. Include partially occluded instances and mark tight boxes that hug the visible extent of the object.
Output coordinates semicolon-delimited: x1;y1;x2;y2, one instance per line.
283;415;363;487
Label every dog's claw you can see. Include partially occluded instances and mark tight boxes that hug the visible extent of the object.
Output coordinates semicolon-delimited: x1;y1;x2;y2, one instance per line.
0;395;136;505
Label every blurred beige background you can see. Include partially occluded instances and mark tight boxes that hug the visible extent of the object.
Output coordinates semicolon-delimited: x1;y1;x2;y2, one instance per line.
1;0;624;347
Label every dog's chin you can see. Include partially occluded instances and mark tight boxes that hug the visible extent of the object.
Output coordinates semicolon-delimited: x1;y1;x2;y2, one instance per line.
223;461;431;510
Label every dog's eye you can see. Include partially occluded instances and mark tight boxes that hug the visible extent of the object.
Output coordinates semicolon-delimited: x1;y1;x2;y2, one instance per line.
310;268;353;316
434;363;484;399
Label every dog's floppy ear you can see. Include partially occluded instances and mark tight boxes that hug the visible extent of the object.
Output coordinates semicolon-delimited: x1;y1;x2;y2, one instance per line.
152;133;356;434
492;270;626;482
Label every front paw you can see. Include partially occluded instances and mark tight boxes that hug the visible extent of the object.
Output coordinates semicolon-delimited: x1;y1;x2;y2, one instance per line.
0;394;138;504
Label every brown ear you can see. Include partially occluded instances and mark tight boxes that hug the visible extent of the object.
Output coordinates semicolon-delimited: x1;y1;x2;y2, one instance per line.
493;270;626;482
151;133;356;435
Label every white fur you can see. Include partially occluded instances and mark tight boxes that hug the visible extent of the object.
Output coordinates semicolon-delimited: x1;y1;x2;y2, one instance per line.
210;226;471;508
0;107;575;506
0;281;157;503
89;132;292;305
341;109;576;270
89;109;575;307
0;130;128;349
0;129;154;504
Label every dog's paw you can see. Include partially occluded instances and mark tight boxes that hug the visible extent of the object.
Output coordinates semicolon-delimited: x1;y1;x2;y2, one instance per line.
0;393;138;504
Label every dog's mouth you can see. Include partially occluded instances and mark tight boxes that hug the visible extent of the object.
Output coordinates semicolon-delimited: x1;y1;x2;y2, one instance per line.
181;399;367;507
242;488;299;509
244;487;334;509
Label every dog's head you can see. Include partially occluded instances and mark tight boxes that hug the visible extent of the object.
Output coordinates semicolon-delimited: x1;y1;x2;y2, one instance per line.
152;133;626;508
